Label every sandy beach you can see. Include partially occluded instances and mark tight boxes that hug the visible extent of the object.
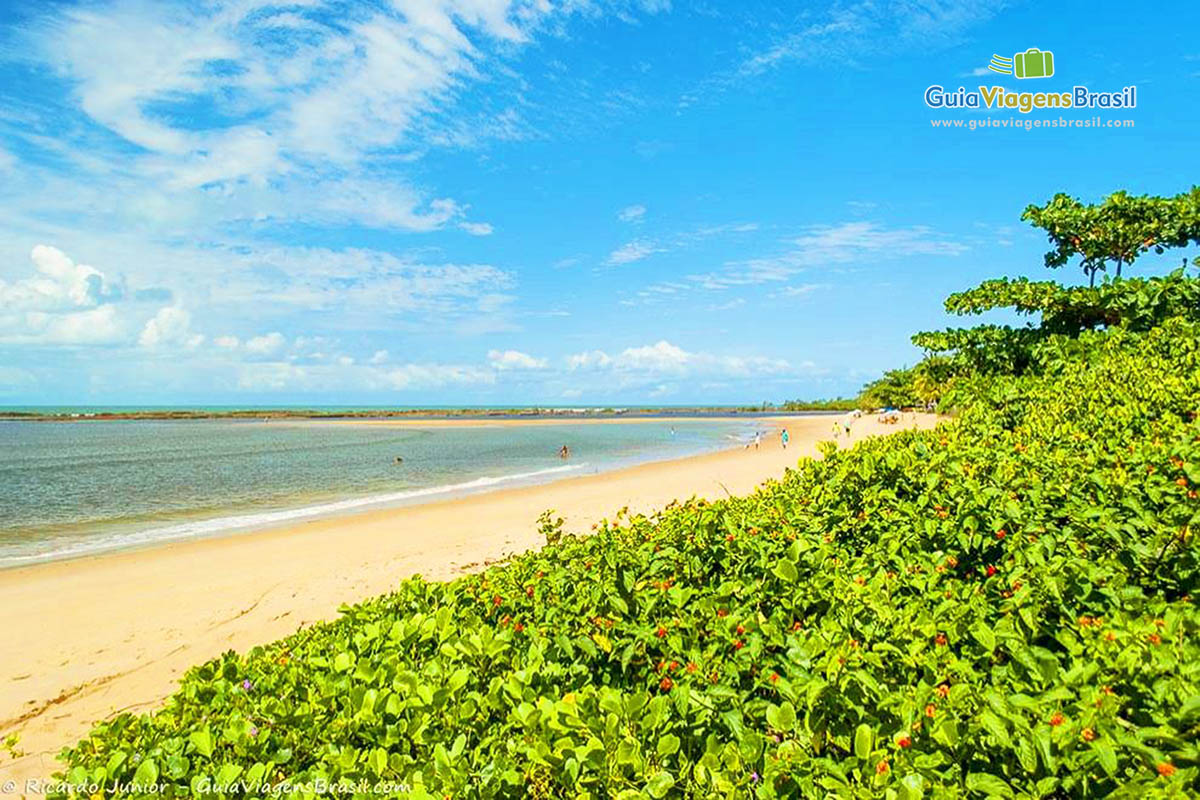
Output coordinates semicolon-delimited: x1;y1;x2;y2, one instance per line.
0;412;936;784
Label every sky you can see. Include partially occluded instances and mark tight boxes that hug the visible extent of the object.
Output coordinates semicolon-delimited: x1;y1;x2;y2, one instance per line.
0;0;1197;406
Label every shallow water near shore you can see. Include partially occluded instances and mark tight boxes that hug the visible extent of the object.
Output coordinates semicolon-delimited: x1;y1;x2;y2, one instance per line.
0;418;760;566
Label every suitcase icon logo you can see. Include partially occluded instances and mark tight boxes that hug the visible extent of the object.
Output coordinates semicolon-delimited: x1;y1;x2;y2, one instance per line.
988;48;1055;79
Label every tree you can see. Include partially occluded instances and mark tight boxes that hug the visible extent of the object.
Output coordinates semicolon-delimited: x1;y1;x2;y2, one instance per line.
1022;187;1200;285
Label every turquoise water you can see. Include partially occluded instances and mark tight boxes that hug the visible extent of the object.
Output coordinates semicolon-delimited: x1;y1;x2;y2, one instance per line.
0;419;759;566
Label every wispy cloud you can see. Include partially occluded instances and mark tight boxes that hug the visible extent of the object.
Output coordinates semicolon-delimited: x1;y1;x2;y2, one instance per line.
606;239;665;265
627;221;964;302
618;203;647;223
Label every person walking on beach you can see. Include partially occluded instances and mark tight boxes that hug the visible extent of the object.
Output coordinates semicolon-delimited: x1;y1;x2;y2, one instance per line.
781;428;789;449
754;431;761;450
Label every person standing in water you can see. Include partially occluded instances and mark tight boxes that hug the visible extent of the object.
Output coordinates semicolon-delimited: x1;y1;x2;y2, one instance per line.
780;428;789;449
559;444;570;460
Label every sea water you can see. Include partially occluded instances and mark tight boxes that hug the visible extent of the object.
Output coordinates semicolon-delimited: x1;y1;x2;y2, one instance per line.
0;418;759;566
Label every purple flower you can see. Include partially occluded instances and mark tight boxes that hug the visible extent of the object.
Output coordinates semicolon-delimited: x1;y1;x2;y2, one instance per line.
249;726;258;737
750;771;760;784
242;679;253;691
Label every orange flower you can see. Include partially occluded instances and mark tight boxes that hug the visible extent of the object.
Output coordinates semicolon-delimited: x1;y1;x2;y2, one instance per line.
896;736;911;749
659;677;673;692
732;639;745;650
1081;728;1096;742
936;684;950;699
925;704;936;718
655;625;668;638
686;662;698;673
736;624;746;635
1157;762;1176;778
876;760;889;775
769;672;780;683
935;633;948;647
1049;713;1065;727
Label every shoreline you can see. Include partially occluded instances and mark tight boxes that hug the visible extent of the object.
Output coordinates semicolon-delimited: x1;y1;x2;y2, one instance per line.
0;413;936;784
0;415;784;571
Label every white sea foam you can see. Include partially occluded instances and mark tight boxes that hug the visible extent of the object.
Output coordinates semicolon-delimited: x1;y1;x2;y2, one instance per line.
0;463;587;567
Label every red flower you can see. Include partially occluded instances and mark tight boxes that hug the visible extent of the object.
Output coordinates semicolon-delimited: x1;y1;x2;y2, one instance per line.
1049;713;1065;727
513;622;525;633
1157;762;1176;778
732;639;745;650
717;609;729;618
659;677;673;692
769;672;780;683
896;736;912;749
935;633;947;646
492;595;503;606
736;624;746;635
792;620;803;631
986;565;997;577
668;660;679;672
525;586;534;598
1148;633;1162;645
876;760;889;775
995;530;1007;540
655;625;667;638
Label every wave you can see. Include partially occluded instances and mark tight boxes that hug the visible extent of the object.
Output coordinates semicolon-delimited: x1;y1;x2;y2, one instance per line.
0;463;588;567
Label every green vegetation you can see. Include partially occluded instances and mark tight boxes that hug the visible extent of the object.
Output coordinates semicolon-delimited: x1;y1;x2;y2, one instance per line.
776;398;860;412
53;190;1200;797
1023;187;1200;284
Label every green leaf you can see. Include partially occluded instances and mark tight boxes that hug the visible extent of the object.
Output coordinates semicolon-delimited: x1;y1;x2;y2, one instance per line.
899;773;926;800
965;772;1014;798
766;702;797;732
646;770;675;798
971;622;997;652
854;723;874;760
131;758;158;788
1093;740;1118;777
189;728;214;758
773;559;799;583
657;734;681;757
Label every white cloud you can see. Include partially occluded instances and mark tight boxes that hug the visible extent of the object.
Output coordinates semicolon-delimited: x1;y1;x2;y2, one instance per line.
386;363;494;390
618;204;646;223
0;245;131;345
11;305;128;346
568;340;790;377
459;221;495;236
566;349;613;370
245;331;286;356
606;239;664;265
369;349;389;364
0;245;122;312
214;335;240;349
635;221;966;298
488;349;548;370
139;306;203;349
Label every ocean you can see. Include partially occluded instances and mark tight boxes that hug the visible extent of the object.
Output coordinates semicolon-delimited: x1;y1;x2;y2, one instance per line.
0;418;760;567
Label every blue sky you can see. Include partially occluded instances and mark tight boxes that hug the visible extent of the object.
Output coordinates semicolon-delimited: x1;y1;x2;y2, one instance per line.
0;0;1196;406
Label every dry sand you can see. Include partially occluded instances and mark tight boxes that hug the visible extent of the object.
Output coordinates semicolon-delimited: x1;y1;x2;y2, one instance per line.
0;412;938;785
